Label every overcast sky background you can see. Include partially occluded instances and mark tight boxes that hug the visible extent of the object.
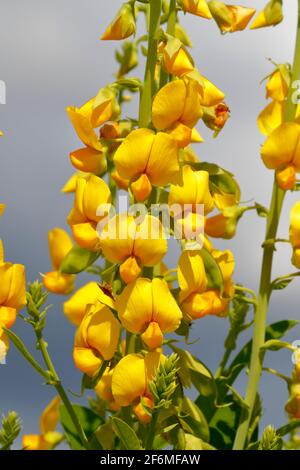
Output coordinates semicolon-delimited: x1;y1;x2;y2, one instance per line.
0;0;300;447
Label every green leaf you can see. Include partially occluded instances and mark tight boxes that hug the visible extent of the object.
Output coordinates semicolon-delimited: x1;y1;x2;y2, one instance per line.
95;421;114;450
271;278;294;290
255;202;269;218
225;319;298;388
200;247;224;293
277;419;300;437
169;345;216;398
226;385;249;410
115;77;142;91
60;246;100;274
179;397;210;442
111;417;142;450
59;404;103;450
260;339;294;352
208;396;242;450
184;434;216;450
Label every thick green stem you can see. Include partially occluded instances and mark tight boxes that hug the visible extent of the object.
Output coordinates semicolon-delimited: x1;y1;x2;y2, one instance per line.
139;0;162;127
145;412;158;450
233;1;300;450
36;331;92;450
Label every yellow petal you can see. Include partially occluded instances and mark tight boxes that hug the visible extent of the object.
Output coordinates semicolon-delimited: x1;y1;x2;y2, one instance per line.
169;165;214;215
146;132;180;186
42;271;75;295
212;249;235;282
23;435;49;451
133;216;168;266
40;396;61;435
180;79;203;128
290;201;300;248
200;74;225;107
66;106;101;150
151;278;182;332
73;347;103;377
276;165;296;191
63;282;102;325
112;353;147;406
115;278;153;333
5;263;26;309
167;122;192;148
266;69;289;102
141;322;164;350
78;301;120;360
178;250;208;301
48;228;73;270
119;256;142;284
114;128;155;181
257;101;284;136
152;80;186;130
261;122;300;169
0;204;6;217
180;0;212;19
0;306;17;329
82;175;111;223
131;174;152;202
70;147;107;174
101;3;136;41
99;214;135;263
72;222;100;251
163;47;194;77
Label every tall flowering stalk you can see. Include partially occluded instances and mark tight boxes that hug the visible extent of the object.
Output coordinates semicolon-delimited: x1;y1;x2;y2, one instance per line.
2;0;300;452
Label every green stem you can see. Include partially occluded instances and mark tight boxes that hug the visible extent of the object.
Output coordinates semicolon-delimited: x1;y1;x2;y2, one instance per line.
215;347;232;379
139;0;162;127
167;0;177;35
160;0;177;88
145;411;158;449
36;331;92;450
233;1;300;450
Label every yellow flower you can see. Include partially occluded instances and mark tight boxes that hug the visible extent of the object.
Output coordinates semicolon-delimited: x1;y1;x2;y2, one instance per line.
178;249;234;320
169;165;214;240
61;172;90;194
101;3;136;40
99;214;167;284
261;123;300;189
112;352;163;423
73;301;120;376
250;0;283;30
63;282;103;325
184;69;225;107
0;252;26;329
257;101;284;136
95;367;120;410
67;90;119;173
23;396;62;450
179;0;212;19
161;43;194;77
69;147;107;175
152;79;203;148
266;68;289;102
290;201;300;269
208;1;256;33
42;228;75;295
115;278;182;350
67;175;111;251
0;203;5;216
114;128;180;201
